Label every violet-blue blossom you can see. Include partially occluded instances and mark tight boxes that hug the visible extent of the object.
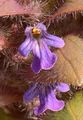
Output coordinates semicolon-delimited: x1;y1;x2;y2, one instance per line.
18;23;65;73
23;82;70;116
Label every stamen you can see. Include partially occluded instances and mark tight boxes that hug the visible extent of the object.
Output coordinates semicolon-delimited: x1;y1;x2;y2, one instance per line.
32;28;41;35
32;28;41;39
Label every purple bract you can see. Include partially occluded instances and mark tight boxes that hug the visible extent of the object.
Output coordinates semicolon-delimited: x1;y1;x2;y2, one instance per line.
23;82;70;116
18;23;65;73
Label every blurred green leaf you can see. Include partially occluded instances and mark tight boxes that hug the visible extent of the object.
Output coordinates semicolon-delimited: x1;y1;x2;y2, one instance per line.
0;109;15;120
44;91;83;120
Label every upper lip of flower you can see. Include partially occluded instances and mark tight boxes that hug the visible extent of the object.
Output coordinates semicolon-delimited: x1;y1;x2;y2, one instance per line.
18;23;65;73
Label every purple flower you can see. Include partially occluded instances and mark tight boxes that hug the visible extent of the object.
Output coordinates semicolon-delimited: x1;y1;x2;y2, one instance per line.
23;82;70;116
18;23;65;73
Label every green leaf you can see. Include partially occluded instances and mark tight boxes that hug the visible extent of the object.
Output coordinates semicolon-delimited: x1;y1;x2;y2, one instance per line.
0;109;15;120
44;91;83;120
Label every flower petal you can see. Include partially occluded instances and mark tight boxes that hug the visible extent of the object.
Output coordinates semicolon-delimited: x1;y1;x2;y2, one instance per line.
40;40;57;70
32;41;41;73
31;56;41;73
18;38;33;57
34;86;64;115
36;23;47;31
34;88;47;115
47;89;64;111
25;26;32;36
23;84;38;104
32;40;40;58
44;32;65;48
34;106;46;116
56;83;70;92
